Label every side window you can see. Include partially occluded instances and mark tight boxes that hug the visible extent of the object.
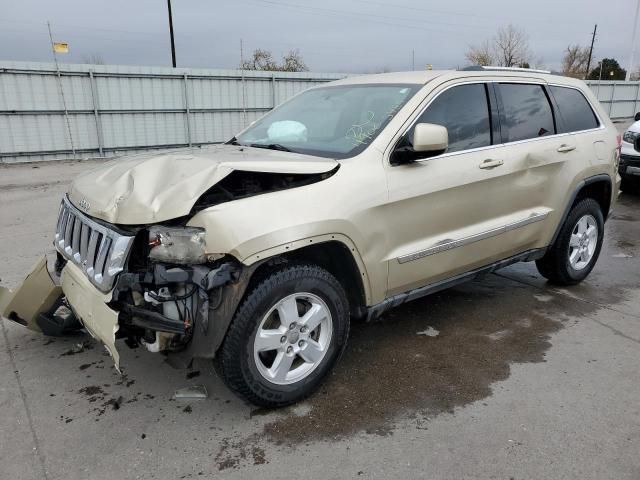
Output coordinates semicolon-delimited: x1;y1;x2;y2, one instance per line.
499;84;555;142
550;86;600;133
411;83;492;154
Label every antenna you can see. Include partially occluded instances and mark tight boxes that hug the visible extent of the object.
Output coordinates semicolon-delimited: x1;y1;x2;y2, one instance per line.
47;21;75;159
240;39;247;125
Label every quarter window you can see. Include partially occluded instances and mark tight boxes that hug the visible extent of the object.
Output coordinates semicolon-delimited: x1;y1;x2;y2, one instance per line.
499;84;555;142
550;86;600;133
411;83;492;154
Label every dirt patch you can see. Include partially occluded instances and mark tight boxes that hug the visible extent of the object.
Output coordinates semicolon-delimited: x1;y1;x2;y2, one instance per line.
215;438;269;470
78;385;104;397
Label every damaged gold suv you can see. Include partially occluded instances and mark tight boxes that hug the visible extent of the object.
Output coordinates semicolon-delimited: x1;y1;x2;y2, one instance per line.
1;68;620;407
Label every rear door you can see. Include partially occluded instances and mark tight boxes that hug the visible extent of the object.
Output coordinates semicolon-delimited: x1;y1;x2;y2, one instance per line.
382;80;553;296
492;82;586;247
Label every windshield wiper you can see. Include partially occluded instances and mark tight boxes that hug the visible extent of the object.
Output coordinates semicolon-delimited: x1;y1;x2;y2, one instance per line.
227;137;241;146
249;143;294;153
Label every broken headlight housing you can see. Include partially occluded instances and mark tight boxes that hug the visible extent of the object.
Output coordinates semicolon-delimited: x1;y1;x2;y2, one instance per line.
148;226;207;265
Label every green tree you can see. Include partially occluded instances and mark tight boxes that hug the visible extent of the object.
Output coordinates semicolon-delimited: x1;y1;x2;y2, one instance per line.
588;58;627;80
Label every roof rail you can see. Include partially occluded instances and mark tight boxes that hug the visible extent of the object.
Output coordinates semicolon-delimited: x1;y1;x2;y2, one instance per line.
461;65;552;74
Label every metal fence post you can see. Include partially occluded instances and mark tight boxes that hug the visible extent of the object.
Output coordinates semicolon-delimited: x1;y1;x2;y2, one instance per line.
183;73;192;147
271;74;277;109
634;82;640;117
88;70;104;157
609;82;616;117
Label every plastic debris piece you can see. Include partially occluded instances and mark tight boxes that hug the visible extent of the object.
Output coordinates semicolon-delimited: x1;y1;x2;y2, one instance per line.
173;385;208;400
416;327;439;337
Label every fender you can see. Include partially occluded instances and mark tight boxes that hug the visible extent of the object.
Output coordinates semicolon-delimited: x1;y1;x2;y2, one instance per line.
241;232;373;306
550;173;612;246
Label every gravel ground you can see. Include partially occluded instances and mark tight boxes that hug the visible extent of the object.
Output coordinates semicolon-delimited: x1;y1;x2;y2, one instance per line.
1;125;639;479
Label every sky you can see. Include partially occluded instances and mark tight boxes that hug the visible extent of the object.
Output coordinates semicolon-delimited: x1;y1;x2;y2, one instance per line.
0;0;637;73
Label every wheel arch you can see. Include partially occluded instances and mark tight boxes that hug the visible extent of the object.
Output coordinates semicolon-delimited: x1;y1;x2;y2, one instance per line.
244;238;370;320
551;174;613;245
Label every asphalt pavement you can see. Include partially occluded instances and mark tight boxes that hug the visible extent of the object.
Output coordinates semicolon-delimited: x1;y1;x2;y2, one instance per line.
1;127;639;479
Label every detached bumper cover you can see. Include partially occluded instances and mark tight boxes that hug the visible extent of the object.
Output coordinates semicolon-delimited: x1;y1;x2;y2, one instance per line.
0;257;62;332
1;256;121;370
61;262;120;369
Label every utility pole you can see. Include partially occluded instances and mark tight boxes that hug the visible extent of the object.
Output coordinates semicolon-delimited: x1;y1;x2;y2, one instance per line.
167;0;177;67
626;0;640;80
585;24;597;80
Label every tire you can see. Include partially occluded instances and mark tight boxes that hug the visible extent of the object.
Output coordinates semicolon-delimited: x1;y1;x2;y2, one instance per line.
536;198;604;285
215;264;350;407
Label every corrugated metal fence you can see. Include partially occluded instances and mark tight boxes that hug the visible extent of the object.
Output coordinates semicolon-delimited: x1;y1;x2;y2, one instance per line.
585;80;640;120
1;62;638;164
0;62;345;163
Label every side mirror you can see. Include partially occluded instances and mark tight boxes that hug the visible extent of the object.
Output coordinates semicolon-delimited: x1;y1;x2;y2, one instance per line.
412;123;448;153
390;123;448;166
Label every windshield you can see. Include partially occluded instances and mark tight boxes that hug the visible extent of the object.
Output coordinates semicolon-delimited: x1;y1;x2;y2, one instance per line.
235;83;421;159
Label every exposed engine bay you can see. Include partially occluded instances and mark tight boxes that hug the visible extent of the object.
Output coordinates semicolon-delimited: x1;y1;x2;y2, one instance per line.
192;168;338;212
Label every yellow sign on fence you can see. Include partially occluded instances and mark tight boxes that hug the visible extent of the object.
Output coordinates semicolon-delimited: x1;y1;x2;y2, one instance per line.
53;42;69;53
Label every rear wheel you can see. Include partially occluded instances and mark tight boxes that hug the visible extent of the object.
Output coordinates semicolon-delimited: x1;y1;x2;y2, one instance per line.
215;264;350;407
536;198;604;285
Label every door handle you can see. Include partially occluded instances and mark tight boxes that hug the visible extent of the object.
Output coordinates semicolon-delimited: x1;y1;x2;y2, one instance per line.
479;158;504;169
557;144;576;153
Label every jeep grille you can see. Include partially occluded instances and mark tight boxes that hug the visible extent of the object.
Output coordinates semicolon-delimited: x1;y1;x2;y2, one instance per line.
55;196;134;292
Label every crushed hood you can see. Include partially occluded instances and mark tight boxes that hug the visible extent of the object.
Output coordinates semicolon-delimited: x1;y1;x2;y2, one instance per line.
68;145;338;224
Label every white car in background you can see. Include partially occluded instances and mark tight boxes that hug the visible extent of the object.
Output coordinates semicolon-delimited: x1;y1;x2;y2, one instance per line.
621;119;640;190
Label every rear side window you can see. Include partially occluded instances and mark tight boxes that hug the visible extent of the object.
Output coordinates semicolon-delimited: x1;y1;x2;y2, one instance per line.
499;84;555;142
414;83;492;153
550;86;600;133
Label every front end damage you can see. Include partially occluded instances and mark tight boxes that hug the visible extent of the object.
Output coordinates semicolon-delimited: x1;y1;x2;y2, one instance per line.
0;199;257;372
1;147;340;371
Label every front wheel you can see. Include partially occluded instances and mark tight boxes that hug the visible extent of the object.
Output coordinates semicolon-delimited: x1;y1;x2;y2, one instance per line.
536;198;604;285
215;264;350;407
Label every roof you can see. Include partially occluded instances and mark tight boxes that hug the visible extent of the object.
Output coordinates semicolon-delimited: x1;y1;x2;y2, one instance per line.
329;71;451;86
325;69;586;88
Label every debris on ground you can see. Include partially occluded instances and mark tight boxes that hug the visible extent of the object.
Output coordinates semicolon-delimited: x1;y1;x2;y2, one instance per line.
416;327;439;337
186;370;201;379
60;339;94;356
174;385;208;400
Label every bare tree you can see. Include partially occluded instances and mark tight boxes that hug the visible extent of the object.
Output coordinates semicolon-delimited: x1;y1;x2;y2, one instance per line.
465;24;532;68
465;40;494;66
562;45;590;78
240;48;308;72
280;49;308;72
494;25;531;67
81;54;105;65
240;49;279;71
